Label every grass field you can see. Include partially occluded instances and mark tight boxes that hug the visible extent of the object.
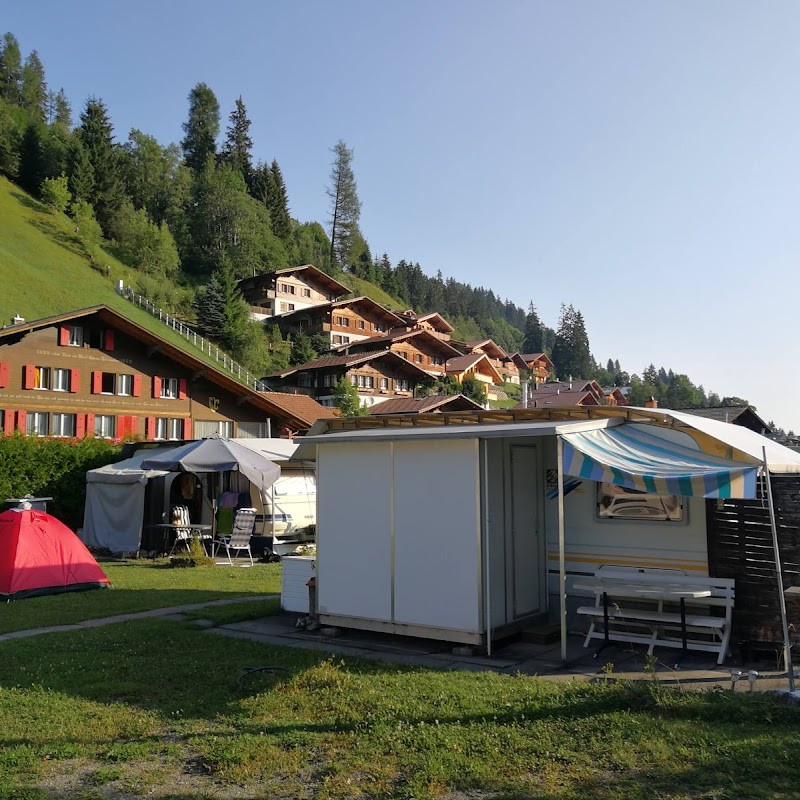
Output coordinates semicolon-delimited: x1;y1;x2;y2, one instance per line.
0;560;281;635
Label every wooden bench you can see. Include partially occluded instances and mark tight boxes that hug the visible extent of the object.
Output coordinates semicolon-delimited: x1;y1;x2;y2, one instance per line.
575;566;735;665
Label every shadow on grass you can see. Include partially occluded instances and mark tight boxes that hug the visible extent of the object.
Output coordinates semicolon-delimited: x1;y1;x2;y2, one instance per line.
11;189;46;213
26;215;86;259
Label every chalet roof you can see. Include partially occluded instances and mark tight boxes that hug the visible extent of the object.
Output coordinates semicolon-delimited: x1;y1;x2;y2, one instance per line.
368;394;484;415
517;390;600;408
462;339;509;359
0;305;325;430
335;328;461;356
277;296;406;326
237;265;352;297
396;311;455;333
517;352;555;369
266;349;432;381
446;353;503;383
257;392;338;423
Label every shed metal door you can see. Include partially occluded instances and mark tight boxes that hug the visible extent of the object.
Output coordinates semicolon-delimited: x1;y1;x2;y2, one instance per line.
511;445;541;618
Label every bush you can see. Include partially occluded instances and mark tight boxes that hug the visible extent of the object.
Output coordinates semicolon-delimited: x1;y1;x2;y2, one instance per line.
40;174;71;212
169;536;214;568
0;434;121;529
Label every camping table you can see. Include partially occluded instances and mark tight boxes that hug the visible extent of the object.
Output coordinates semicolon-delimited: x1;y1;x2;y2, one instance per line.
146;524;213;556
5;496;53;512
573;578;713;668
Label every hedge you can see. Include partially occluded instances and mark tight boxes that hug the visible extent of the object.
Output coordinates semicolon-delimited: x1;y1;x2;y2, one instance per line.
0;434;122;529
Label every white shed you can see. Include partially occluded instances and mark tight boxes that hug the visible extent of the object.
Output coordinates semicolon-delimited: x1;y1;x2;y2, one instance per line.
301;407;800;654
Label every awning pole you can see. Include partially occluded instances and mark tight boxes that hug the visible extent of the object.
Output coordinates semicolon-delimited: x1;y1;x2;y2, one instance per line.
483;440;491;657
557;436;567;662
763;447;795;692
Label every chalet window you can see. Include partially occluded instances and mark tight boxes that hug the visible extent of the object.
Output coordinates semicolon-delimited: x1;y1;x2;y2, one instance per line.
357;320;365;330
26;412;49;436
375;323;385;332
155;417;183;440
160;378;179;399
399;352;408;360
322;374;334;387
397;379;409;391
52;368;71;392
414;354;423;364
33;366;51;390
51;413;76;438
279;283;296;295
326;294;333;301
380;377;389;390
301;288;311;298
357;375;365;388
194;419;233;438
349;375;358;386
280;302;295;312
88;329;103;348
432;356;443;366
117;374;133;396
298;374;313;388
365;376;374;388
95;415;116;438
68;326;83;347
237;422;270;438
101;372;116;394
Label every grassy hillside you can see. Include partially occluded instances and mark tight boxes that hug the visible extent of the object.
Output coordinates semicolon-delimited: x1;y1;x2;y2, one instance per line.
0;177;399;374
344;274;403;309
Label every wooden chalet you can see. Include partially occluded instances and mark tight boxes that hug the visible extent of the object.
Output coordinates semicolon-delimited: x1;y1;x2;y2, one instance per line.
676;405;771;435
454;339;520;385
237;265;352;321
368;394;484;415
275;296;406;347
517;388;600;408
511;352;554;384
445;353;503;394
333;329;461;376
392;311;455;341
602;386;629;407
264;350;432;410
0;306;330;440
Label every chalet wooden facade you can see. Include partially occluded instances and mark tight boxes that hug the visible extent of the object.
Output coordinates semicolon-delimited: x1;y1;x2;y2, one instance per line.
392;311;455;341
445;353;503;394
0;306;330;440
454;340;520;385
511;353;554;384
276;297;406;347
265;350;431;410
334;329;461;377
237;265;352;321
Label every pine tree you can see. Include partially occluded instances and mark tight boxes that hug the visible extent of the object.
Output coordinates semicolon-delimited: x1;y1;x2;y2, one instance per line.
48;87;72;128
551;304;592;379
181;82;220;173
326;139;361;269
77;97;124;233
267;159;291;239
20;50;46;122
194;271;227;338
67;137;95;203
290;331;317;365
0;33;22;105
17;121;46;196
221;96;253;184
522;303;545;353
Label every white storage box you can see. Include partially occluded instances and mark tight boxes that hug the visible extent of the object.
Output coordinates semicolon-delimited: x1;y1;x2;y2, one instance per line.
281;555;315;613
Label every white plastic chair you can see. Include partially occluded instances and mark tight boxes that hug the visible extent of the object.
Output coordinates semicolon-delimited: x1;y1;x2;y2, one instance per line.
213;508;256;566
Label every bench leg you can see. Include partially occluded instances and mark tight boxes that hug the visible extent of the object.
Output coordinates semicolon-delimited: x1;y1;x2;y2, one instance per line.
674;597;688;669
593;592;613;659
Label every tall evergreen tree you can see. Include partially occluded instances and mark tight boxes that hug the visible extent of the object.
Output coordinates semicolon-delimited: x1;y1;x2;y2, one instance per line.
290;331;317;365
326;139;361;269
522;303;545;353
181;82;220;173
221;95;253;184
17;121;45;195
48;87;72;128
77;97;124;233
551;303;592;379
267;159;291;239
67;137;95;203
193;271;227;338
0;33;22;105
20;50;46;122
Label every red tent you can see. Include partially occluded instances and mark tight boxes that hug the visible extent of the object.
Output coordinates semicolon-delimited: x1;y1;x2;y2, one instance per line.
0;509;110;600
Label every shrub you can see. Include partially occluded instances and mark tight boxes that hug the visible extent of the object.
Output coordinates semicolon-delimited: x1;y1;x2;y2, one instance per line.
169;536;214;568
40;174;71;212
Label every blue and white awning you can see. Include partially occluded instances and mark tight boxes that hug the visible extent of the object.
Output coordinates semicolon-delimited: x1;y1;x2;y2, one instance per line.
561;423;758;499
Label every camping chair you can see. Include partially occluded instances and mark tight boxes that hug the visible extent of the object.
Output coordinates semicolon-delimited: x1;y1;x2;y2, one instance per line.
168;505;192;555
212;508;256;566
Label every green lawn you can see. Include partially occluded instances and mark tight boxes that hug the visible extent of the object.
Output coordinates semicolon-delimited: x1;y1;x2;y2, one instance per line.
0;560;281;635
1;618;799;799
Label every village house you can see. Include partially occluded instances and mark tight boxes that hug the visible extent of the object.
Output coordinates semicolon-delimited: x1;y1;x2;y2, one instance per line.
445;353;503;396
263;350;432;409
511;353;554;384
0;306;332;440
452;339;521;385
392;310;455;341
333;328;462;377
275;296;407;347
368;394;484;415
237;265;352;321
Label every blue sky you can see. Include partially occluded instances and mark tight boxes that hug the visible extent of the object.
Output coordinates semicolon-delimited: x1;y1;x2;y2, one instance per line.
6;1;800;428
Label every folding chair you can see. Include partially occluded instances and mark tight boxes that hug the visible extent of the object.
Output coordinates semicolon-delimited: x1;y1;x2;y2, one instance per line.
212;508;256;566
168;505;192;555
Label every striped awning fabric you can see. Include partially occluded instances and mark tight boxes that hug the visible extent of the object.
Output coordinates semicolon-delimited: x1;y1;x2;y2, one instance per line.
561;423;758;499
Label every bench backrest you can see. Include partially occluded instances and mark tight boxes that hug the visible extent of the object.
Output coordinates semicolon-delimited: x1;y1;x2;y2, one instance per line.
596;565;735;601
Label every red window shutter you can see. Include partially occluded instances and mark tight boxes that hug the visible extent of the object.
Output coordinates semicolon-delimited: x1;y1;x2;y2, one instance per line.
85;413;95;435
126;415;138;437
70;369;80;393
179;378;187;400
152;376;161;399
145;416;155;439
91;371;102;394
75;414;86;438
59;326;70;346
23;364;35;390
132;374;141;397
15;410;27;432
103;329;115;351
183;418;192;439
3;411;14;436
115;415;125;438
0;362;8;388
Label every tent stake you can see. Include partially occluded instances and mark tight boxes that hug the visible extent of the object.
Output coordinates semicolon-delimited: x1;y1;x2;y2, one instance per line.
763;447;795;692
557;436;567;662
